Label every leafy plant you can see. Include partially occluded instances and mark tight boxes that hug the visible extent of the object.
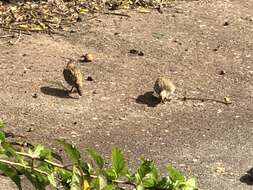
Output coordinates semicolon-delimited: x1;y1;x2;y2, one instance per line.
0;121;198;190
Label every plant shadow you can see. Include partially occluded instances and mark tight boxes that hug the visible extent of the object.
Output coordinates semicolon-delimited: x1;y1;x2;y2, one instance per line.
40;86;74;99
136;91;160;107
240;168;253;185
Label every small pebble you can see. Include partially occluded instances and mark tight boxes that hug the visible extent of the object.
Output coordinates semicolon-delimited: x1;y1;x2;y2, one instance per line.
129;49;139;54
82;53;93;62
192;159;198;163
138;51;144;56
223;21;229;26
32;93;38;98
219;70;226;75
129;49;144;56
27;128;33;132
86;76;93;81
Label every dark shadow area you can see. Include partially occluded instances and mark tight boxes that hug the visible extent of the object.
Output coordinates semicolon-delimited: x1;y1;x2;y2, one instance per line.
240;168;253;185
136;91;160;107
40;86;74;99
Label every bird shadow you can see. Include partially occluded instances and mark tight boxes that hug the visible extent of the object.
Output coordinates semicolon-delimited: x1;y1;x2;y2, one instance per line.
40;86;75;99
136;91;160;107
240;168;253;185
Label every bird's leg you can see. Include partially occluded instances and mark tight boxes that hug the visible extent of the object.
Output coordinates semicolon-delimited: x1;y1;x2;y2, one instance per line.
69;86;74;93
161;97;166;104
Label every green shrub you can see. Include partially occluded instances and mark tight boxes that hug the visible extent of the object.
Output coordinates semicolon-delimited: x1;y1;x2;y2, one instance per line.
0;120;197;190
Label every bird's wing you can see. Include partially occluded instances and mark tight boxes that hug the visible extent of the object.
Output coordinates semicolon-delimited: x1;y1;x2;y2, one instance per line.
63;68;77;86
154;80;162;94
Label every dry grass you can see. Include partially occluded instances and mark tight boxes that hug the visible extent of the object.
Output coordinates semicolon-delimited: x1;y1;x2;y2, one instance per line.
0;0;168;34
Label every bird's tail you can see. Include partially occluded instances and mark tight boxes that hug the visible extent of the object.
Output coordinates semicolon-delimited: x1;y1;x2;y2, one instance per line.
76;86;83;96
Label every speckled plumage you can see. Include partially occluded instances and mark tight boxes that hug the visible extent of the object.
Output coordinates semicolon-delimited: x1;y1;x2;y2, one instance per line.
63;61;83;96
154;76;176;103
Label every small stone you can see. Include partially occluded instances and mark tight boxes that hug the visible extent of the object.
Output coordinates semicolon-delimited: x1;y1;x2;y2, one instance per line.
192;158;198;162
223;21;229;26
73;121;77;125
32;93;38;98
82;53;93;62
129;49;139;54
76;16;82;22
119;117;126;121
114;32;120;35
215;166;226;173
224;97;231;104
86;76;93;81
138;51;144;56
219;70;226;75
69;29;77;33
27;128;33;132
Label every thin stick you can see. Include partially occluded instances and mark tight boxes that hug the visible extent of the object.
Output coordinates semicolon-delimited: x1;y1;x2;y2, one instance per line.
0;159;49;176
0;34;14;38
179;97;232;105
104;12;131;17
16;152;69;169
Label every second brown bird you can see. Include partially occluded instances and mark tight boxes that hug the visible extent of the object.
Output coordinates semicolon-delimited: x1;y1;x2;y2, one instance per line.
63;60;83;96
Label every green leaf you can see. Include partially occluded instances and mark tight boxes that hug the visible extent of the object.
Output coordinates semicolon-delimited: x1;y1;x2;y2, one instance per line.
134;159;159;187
98;175;107;190
185;177;197;187
80;160;93;175
48;172;57;188
86;149;104;170
179;177;198;190
2;143;17;157
0;119;5;128
102;184;120;190
136;184;145;190
111;148;125;177
0;163;22;190
57;168;72;186
57;140;81;164
104;168;116;180
90;175;107;190
23;170;49;190
137;160;153;179
0;131;5;143
70;166;82;190
29;144;45;158
167;165;185;182
142;172;158;187
157;176;172;189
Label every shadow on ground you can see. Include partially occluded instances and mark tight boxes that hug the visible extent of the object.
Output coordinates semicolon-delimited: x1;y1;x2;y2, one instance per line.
40;86;73;99
136;91;160;107
240;168;253;185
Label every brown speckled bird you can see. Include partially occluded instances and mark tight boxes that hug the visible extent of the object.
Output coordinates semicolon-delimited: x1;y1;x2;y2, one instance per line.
63;61;83;96
154;76;176;103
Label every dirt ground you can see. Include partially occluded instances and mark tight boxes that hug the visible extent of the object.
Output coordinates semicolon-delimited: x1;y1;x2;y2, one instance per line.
0;0;253;189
